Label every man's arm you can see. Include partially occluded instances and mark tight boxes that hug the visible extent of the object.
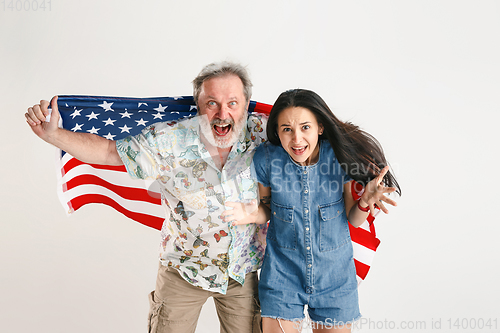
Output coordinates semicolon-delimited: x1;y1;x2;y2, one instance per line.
25;96;123;166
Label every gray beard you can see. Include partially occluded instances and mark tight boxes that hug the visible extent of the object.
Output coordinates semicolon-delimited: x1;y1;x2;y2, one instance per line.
198;114;247;149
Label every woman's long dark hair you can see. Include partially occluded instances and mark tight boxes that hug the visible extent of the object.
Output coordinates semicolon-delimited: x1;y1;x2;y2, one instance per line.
267;89;401;195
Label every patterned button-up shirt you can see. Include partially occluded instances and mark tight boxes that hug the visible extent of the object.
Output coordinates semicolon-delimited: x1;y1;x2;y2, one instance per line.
116;114;268;293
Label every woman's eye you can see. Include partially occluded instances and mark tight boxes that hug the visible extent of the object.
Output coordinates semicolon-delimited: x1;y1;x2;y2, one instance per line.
282;128;291;132
302;125;310;130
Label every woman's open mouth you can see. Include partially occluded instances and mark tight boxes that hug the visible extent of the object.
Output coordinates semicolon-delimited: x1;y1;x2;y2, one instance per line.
291;146;307;155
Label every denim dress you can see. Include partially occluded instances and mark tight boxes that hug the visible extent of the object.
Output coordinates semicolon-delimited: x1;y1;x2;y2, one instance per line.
253;141;361;325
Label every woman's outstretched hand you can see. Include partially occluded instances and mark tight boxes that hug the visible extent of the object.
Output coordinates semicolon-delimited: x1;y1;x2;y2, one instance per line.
359;166;398;216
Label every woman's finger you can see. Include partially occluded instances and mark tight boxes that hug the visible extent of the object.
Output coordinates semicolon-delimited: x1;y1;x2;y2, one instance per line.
380;195;397;207
376;166;390;184
377;200;389;214
369;203;377;217
224;201;237;208
220;209;233;218
382;186;397;194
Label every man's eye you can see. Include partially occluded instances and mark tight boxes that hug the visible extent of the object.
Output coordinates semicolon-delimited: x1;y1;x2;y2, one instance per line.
208;101;216;106
229;101;237;106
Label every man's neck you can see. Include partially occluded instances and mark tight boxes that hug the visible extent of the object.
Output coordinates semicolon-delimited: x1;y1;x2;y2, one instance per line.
217;147;232;169
200;133;233;170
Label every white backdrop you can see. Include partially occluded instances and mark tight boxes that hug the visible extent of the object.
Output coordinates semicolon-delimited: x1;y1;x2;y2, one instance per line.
1;1;499;332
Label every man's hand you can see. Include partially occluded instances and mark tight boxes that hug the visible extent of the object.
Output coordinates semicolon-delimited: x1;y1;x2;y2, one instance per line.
26;96;60;143
24;96;123;166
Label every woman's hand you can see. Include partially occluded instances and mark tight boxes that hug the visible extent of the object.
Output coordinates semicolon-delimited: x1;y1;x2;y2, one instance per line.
221;200;261;226
359;166;398;216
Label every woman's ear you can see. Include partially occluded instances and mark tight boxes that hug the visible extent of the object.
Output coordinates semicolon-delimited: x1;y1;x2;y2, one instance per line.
318;123;324;135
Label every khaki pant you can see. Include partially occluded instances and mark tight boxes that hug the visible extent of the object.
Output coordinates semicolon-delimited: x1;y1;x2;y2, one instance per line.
147;264;262;333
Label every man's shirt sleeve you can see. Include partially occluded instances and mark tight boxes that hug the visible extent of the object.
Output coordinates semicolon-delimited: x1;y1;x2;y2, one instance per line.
115;124;169;180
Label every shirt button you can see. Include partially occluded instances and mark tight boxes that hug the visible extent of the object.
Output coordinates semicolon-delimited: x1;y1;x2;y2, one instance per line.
308;264;312;268
305;227;309;231
304;209;309;214
304;189;308;193
306;246;310;250
304;171;307;174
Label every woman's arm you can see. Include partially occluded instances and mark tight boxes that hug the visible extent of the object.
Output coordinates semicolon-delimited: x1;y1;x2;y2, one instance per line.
344;166;398;228
222;183;271;225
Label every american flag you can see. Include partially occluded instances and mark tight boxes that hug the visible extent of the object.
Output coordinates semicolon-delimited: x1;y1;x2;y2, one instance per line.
55;95;379;282
349;181;381;283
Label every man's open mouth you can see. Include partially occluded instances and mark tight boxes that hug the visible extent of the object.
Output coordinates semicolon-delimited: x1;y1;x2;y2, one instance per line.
213;124;232;136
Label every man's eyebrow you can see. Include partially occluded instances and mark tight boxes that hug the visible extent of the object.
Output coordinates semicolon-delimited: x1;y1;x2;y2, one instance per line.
205;96;240;101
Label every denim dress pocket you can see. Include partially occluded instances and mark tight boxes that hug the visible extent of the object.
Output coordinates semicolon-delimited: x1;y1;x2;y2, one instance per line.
318;198;350;252
268;201;296;250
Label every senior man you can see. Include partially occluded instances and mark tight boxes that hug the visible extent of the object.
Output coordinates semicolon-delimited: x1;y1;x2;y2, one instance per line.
26;61;268;333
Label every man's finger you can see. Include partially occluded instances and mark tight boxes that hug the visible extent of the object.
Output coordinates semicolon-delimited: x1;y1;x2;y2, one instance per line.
26;107;39;124
40;100;50;117
48;96;60;123
32;104;46;122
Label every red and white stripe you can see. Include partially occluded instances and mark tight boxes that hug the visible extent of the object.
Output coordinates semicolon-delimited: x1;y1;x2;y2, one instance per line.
56;151;164;230
349;180;381;284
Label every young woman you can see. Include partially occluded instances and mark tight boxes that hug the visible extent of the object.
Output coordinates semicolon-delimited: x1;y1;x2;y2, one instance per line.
222;89;401;333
